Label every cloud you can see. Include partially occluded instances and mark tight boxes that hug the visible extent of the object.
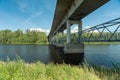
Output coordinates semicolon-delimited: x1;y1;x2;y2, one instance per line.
44;0;55;11
27;11;43;21
18;3;27;12
66;25;98;33
71;26;78;33
84;26;98;33
30;27;50;35
21;11;43;27
13;0;27;12
84;26;91;29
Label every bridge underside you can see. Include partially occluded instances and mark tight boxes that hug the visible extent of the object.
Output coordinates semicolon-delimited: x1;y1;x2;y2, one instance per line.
49;0;109;38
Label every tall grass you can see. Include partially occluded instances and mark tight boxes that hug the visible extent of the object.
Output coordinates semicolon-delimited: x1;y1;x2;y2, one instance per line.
0;58;119;80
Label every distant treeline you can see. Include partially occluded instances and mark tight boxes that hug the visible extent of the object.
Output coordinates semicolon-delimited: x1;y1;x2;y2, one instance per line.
0;29;48;44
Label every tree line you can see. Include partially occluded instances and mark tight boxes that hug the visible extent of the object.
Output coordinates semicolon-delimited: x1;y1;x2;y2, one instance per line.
0;29;48;44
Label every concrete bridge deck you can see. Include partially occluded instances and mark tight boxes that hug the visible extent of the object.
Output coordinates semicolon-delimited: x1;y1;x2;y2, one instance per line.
49;0;109;39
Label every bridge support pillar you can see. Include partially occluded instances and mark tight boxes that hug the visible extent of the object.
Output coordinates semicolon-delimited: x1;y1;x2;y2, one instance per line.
65;20;84;64
66;20;82;43
53;35;55;44
66;20;71;44
56;32;59;43
62;31;64;44
78;20;82;42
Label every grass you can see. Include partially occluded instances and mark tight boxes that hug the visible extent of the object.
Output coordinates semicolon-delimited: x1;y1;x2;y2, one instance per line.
0;42;49;45
0;58;120;80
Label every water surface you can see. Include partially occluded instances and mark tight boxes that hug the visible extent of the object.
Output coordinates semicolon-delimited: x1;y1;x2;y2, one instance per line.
84;44;120;67
0;44;120;67
0;44;52;63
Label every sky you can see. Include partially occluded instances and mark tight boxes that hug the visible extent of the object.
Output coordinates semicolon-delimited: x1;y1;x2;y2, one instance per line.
0;0;120;34
0;0;56;33
82;0;120;29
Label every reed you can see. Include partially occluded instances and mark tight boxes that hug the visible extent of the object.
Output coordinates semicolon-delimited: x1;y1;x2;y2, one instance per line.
0;58;119;80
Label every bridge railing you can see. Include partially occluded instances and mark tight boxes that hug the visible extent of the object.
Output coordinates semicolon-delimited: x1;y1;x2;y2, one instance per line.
71;17;120;43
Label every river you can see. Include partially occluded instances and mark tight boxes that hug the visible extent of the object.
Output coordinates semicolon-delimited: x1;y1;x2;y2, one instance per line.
0;44;120;67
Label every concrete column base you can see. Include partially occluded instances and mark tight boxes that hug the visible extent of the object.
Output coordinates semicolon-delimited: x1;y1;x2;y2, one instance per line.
48;44;64;64
49;43;84;65
63;43;84;65
64;53;84;65
64;43;84;53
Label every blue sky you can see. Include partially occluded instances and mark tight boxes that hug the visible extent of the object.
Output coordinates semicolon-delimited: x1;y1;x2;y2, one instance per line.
82;0;120;28
0;0;56;32
0;0;120;33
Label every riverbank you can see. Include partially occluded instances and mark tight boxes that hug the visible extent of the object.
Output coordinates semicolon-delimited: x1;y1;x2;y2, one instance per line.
0;59;119;80
0;42;120;45
0;43;49;45
84;42;120;45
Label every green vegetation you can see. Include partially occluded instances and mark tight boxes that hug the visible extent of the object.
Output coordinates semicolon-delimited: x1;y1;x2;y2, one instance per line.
0;29;48;44
0;58;120;80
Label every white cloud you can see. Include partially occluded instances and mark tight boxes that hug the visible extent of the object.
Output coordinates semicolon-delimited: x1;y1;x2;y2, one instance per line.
84;26;91;29
92;30;98;33
13;0;27;12
71;26;91;33
30;27;50;35
27;11;43;22
71;26;78;33
84;26;98;33
19;3;27;12
21;11;43;27
68;26;98;33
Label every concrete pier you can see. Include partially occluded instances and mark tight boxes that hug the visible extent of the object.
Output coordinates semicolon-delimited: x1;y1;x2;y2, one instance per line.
48;44;64;64
64;43;84;65
49;43;84;65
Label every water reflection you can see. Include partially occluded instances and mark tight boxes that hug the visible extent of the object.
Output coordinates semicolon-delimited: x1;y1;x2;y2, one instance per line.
84;44;120;67
0;44;120;67
0;44;52;63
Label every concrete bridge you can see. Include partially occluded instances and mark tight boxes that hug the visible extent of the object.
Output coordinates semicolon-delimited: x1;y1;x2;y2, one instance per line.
48;0;109;64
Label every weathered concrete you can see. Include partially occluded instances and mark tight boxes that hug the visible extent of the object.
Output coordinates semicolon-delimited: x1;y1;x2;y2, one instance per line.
64;43;84;65
62;31;64;44
64;53;84;65
48;44;64;64
78;20;82;40
48;0;109;38
64;43;84;53
49;43;84;65
66;20;71;44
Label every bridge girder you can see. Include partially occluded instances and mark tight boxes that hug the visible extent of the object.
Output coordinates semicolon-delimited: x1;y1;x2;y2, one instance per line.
48;0;109;44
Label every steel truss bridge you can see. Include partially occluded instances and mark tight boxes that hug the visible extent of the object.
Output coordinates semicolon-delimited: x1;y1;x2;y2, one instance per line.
70;17;120;43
